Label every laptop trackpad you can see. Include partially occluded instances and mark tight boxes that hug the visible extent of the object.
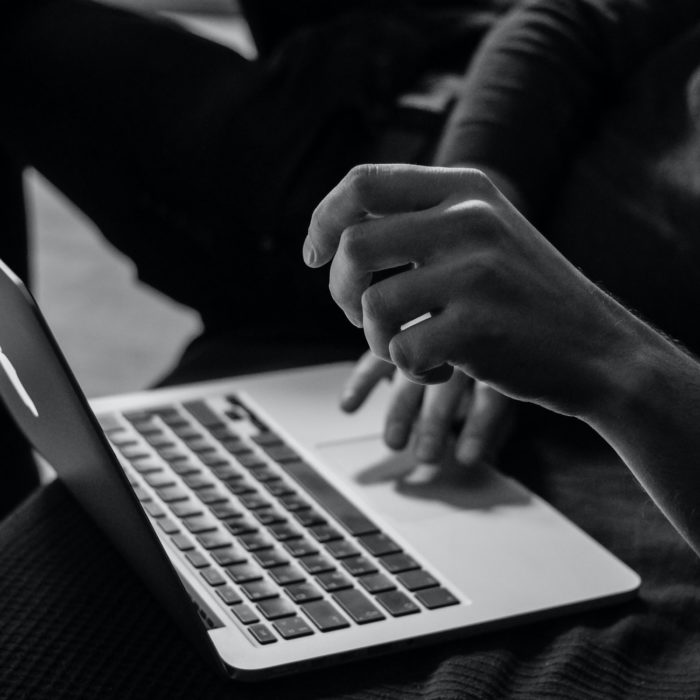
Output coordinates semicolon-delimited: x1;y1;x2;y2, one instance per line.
314;438;531;526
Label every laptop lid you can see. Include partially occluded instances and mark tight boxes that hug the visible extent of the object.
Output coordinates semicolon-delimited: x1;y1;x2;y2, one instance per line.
0;259;224;673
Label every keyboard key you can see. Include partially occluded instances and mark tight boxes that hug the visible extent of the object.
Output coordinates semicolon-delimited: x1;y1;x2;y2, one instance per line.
249;466;279;483
222;440;252;456
253;550;290;569
226;563;263;583
183;516;218;534
235;454;266;469
131;419;162;435
145;433;175;448
231;603;259;625
209;425;239;441
130;459;162;475
379;553;420;574
326;540;361;559
309;525;343;543
197;488;229;505
210;503;243;520
294;510;327;528
414;587;459;609
257;598;296;620
274;616;314;640
224;519;258;537
278;494;310;512
157;517;180;535
248;623;277;645
144;472;176;489
302;600;350;632
152;406;182;421
155;485;189;503
281;460;379;536
170;424;202;440
216;585;242;605
268;564;305;586
169;460;201;476
200;454;230;468
342;557;378;577
183;436;216;453
333;589;385;624
133;486;151;502
211;464;243;480
261;444;300;463
120;445;151;461
183;400;224;428
264;480;296;497
212;547;247;567
375;591;420;617
171;534;194;551
157;447;190;462
183;474;215;490
144;502;166;518
197;532;233;550
316;571;353;592
254;509;287;526
200;568;226;587
267;523;302;542
170;501;204;519
185;551;209;568
285;581;323;604
238;533;274;552
240;581;279;602
299;554;335;575
226;481;256;496
238;493;271;510
396;570;440;591
98;413;123;432
284;539;318;558
358;533;402;557
251;431;282;447
358;573;396;594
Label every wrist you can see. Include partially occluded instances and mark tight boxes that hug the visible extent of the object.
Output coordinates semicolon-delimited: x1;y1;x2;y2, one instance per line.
580;309;695;435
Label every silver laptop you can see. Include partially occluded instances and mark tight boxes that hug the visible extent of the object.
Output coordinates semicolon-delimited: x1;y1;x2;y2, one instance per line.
0;259;639;681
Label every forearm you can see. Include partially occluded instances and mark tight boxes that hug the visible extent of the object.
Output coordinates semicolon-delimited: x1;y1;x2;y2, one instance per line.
583;318;700;557
435;0;700;218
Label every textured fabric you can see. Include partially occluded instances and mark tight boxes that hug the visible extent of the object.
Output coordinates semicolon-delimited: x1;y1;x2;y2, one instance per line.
1;418;699;699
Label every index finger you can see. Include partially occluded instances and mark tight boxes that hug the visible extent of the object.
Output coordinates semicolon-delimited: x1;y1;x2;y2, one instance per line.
303;164;490;268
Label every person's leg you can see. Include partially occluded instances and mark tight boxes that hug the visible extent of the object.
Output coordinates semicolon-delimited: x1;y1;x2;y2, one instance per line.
1;0;269;318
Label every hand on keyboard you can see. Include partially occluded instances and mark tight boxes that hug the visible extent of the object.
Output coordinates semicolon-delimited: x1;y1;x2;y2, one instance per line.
340;350;513;466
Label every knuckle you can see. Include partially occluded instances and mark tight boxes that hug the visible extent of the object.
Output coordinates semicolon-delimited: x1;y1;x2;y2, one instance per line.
328;278;351;311
338;224;366;265
449;198;497;232
347;163;383;201
458;167;495;195
361;284;389;323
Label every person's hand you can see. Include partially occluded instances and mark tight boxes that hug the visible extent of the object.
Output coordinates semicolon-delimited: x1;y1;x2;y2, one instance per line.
304;164;640;420
341;350;513;465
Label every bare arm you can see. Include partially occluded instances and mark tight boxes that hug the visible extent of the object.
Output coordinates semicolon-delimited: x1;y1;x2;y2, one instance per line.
305;163;700;557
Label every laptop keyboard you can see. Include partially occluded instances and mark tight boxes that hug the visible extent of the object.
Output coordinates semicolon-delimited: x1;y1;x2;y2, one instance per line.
98;395;458;645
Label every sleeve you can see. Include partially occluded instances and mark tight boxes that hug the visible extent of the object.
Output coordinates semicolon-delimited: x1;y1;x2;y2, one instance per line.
434;0;700;218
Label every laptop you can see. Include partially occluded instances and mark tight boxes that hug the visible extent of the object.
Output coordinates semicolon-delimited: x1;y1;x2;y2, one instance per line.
0;259;639;681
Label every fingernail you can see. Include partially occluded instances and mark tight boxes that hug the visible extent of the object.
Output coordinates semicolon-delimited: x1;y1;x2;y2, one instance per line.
385;423;405;449
416;436;440;463
457;438;481;466
339;389;356;411
302;237;317;266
